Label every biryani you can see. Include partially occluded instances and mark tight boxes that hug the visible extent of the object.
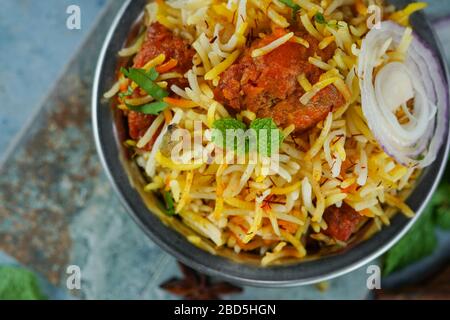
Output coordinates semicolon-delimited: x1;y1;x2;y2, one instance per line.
104;0;448;266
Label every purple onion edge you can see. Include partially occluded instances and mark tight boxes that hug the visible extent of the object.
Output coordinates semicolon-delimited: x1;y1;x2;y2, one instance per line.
375;21;450;166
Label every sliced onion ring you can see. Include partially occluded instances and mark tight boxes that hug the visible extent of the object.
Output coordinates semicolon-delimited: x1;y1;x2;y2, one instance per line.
357;21;449;168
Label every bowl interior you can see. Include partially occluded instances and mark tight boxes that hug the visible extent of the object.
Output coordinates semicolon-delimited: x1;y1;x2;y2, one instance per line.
93;0;450;286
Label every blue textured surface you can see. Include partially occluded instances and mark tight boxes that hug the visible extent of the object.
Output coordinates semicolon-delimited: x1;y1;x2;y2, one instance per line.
0;0;449;300
0;0;107;159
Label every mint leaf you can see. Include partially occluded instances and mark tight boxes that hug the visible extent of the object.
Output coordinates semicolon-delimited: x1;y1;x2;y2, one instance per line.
212;118;247;150
249;118;284;156
127;101;168;115
0;266;47;300
383;209;437;276
211;118;284;156
212;118;247;132
121;67;168;100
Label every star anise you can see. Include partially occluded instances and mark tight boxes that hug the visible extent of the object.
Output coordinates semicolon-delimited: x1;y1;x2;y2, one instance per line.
160;262;243;300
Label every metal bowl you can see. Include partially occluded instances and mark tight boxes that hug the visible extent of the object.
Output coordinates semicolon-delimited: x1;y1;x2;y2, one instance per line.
92;0;450;286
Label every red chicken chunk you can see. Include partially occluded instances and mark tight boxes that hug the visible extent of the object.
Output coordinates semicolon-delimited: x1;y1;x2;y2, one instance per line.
133;22;195;88
215;31;345;132
127;111;155;140
323;203;364;242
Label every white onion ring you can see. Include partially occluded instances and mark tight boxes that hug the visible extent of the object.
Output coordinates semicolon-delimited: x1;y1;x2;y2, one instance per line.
357;21;449;168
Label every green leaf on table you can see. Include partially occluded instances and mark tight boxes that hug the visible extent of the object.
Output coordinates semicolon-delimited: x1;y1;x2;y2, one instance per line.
383;208;437;276
0;266;47;300
435;209;450;230
433;185;450;229
383;159;450;275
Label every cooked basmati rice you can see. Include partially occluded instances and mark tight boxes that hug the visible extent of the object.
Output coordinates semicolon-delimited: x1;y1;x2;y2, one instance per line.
108;0;421;266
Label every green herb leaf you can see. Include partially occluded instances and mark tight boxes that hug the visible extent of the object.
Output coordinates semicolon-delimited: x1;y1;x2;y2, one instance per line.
314;12;343;29
0;266;47;300
279;0;300;11
118;85;133;99
163;191;176;216
212;118;247;150
211;118;284;155
279;0;300;18
383;209;437;276
415;154;425;161
121;67;168;100
249;118;284;156
146;67;159;81
212;118;247;132
127;101;168;115
314;12;327;24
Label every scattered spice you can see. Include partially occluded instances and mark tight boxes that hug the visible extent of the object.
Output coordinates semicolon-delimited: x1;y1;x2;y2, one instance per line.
261;194;286;212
